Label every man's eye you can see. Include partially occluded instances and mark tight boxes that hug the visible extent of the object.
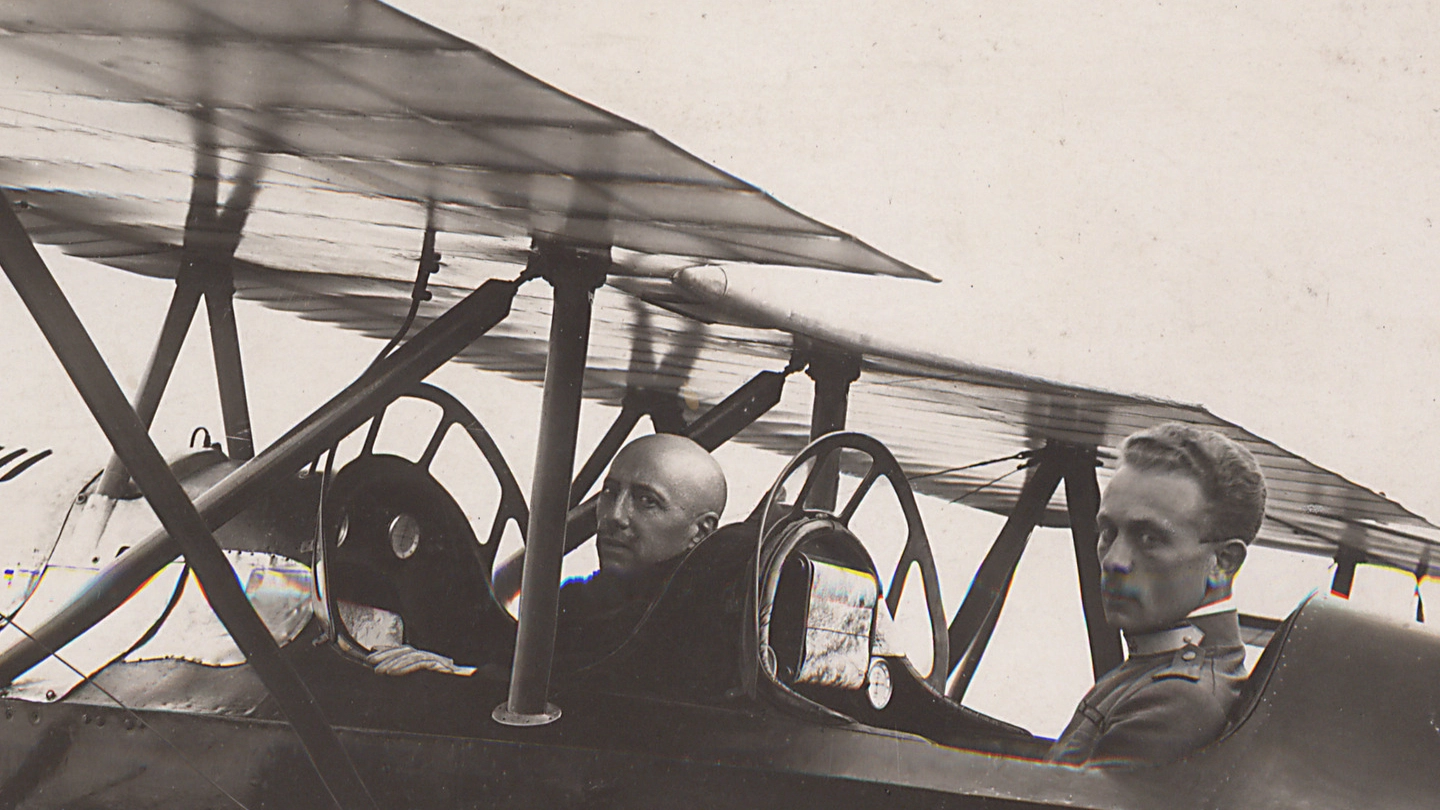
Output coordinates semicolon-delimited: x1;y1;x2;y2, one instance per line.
636;494;660;509
1096;526;1115;547
1139;531;1165;547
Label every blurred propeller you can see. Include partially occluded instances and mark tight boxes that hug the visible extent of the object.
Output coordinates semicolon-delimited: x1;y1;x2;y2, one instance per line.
622;297;705;432
183;127;266;269
567;297;708;507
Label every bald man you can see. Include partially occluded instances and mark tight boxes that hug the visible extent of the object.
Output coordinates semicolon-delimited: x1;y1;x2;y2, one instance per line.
555;434;726;665
593;433;728;577
370;434;727;675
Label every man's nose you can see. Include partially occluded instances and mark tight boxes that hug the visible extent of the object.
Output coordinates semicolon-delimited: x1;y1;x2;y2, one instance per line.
1100;536;1132;573
599;494;629;528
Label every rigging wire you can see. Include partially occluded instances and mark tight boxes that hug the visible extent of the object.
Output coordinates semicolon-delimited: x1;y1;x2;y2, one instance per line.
946;462;1030;506
907;449;1032;483
0;607;253;810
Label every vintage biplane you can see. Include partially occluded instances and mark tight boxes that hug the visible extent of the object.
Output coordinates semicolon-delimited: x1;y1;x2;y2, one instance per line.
0;2;1438;808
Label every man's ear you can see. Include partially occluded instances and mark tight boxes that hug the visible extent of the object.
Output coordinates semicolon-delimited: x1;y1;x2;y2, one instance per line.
1211;539;1248;581
692;511;720;544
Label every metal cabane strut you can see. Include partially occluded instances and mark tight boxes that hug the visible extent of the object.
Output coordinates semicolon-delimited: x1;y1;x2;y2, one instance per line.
495;240;608;726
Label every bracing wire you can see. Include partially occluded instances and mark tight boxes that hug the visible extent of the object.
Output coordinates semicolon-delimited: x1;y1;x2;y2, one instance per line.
946;462;1030;506
0;610;253;810
907;449;1032;483
364;267;430;374
365;211;441;375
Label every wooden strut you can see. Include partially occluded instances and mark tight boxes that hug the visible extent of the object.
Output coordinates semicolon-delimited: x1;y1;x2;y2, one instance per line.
99;140;262;492
1331;546;1365;598
203;264;254;460
492;253;799;723
945;445;1064;701
1061;445;1123;679
96;268;204;497
0;192;377;810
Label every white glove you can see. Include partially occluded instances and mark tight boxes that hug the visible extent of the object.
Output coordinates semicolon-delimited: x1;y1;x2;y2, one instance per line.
365;644;476;677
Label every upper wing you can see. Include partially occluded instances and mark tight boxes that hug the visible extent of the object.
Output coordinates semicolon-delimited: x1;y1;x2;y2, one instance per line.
0;0;930;281
0;1;1432;575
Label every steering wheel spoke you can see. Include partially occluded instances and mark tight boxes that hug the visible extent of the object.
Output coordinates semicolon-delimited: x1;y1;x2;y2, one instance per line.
837;459;883;524
416;415;453;470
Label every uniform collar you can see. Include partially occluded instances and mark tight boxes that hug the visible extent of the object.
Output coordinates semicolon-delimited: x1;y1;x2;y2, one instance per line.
1124;623;1205;656
1123;608;1242;657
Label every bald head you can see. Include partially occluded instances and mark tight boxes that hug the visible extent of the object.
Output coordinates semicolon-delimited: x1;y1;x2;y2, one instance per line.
596;435;727;576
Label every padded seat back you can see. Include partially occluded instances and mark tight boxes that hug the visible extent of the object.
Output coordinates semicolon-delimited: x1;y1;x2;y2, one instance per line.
770;552;879;691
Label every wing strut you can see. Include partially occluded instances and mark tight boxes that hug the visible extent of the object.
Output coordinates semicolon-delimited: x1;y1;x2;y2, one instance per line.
1331;544;1365;598
0;192;376;810
803;342;862;511
495;240;608;727
946;444;1064;700
0;263;522;694
187;117;264;462
89;262;253;492
96;134;264;492
95;268;205;497
203;263;254;460
1062;446;1124;679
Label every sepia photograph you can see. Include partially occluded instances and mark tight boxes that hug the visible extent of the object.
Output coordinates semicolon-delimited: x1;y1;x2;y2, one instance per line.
0;1;1437;806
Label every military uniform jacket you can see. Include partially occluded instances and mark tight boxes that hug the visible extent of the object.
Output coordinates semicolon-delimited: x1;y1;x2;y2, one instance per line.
1046;610;1246;767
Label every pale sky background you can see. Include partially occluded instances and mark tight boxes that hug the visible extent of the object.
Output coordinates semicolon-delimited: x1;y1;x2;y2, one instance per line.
3;0;1439;736
393;0;1440;519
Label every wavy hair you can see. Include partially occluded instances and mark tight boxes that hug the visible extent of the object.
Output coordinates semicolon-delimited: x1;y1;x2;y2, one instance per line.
1118;423;1267;544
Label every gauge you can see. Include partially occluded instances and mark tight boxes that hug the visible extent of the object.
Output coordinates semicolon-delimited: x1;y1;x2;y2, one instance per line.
388;513;421;560
866;657;892;710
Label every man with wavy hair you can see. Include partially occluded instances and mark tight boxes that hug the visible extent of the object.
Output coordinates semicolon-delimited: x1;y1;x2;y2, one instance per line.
1047;423;1266;767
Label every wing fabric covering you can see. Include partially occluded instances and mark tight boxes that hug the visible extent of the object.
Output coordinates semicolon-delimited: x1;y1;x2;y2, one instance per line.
0;0;928;281
0;1;1433;574
246;266;1440;575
